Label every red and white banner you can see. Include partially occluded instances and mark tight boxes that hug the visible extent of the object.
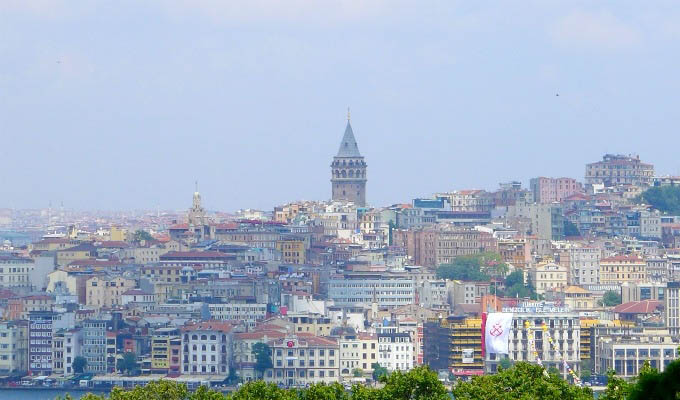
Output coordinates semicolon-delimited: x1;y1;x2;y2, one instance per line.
484;312;513;354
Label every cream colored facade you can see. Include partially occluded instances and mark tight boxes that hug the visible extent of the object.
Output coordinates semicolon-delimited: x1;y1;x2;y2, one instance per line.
339;334;378;378
85;276;136;308
0;321;28;373
46;269;79;295
0;256;34;289
530;262;568;295
600;256;646;285
288;313;334;336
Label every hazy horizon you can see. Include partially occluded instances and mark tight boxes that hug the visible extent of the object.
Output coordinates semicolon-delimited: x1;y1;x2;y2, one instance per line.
2;1;680;212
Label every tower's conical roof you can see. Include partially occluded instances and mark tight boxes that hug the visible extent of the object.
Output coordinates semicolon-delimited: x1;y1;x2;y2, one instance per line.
336;121;362;158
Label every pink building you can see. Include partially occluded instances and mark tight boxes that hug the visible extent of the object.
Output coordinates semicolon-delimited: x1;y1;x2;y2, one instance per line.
530;177;583;204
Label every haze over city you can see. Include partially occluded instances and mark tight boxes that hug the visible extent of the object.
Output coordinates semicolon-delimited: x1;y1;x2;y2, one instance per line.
2;1;680;211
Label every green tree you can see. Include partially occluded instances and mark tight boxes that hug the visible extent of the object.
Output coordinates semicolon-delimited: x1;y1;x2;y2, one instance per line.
352;368;364;377
638;186;680;215
371;362;388;381
580;359;592;381
564;220;581;237
73;356;87;374
133;229;154;242
116;351;138;376
251;342;273;379
547;366;560;376
499;357;512;370
378;366;449;400
627;359;680;400
599;370;632;400
452;362;593;400
227;380;292;400
437;252;505;281
600;291;622;307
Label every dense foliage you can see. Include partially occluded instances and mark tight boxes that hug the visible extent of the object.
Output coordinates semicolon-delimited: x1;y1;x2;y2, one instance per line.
116;352;139;376
599;290;622;307
564;220;581;237
452;362;593;400
57;360;680;400
436;252;508;281
132;229;154;242
638;186;680;215
73;356;87;374
252;343;273;379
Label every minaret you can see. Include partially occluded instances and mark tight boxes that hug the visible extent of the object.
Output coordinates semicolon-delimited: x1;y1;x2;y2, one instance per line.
331;109;367;206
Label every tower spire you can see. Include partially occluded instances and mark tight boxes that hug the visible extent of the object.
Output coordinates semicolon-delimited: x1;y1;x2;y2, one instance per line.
195;180;198;193
347;107;350;122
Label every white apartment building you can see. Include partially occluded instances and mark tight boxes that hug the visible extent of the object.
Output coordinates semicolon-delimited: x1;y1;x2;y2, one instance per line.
560;246;600;285
207;303;267;329
597;334;679;378
487;303;580;375
180;321;233;375
329;272;415;308
377;332;414;372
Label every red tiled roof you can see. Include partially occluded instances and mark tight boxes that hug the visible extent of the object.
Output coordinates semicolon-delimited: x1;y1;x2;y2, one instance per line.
235;330;287;340
169;224;189;230
613;300;662;314
180;320;236;333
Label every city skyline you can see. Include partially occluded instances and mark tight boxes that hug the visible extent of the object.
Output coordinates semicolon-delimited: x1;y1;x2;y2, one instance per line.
3;2;680;211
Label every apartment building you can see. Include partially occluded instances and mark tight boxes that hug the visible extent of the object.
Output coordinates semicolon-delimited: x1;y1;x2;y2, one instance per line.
487;304;580;375
0;321;28;374
377;332;414;372
585;154;654;187
207;302;267;329
600;256;646;285
151;327;181;374
328;272;415;308
266;335;339;386
28;311;55;375
0;254;34;290
530;177;582;204
181;321;234;375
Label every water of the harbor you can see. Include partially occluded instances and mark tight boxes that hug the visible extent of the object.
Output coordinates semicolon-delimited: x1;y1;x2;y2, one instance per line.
0;389;107;400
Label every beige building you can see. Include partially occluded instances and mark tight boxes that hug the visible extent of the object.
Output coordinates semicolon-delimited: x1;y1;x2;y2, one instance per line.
600;255;646;285
530;262;568;295
545;286;595;310
287;313;334;336
0;255;34;290
339;333;378;378
265;335;340;386
85;275;136;308
0;321;28;374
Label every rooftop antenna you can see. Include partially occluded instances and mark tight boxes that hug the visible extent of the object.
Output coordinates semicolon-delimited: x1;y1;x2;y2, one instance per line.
347;107;351;122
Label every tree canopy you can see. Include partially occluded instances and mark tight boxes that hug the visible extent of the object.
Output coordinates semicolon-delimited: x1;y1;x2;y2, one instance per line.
73;356;87;374
600;291;622;307
638;185;680;215
252;343;274;379
57;360;680;400
116;352;138;376
436;252;508;281
133;229;154;243
452;362;592;400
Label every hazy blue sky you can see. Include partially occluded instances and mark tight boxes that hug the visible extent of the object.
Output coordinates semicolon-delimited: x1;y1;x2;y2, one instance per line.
2;1;680;212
